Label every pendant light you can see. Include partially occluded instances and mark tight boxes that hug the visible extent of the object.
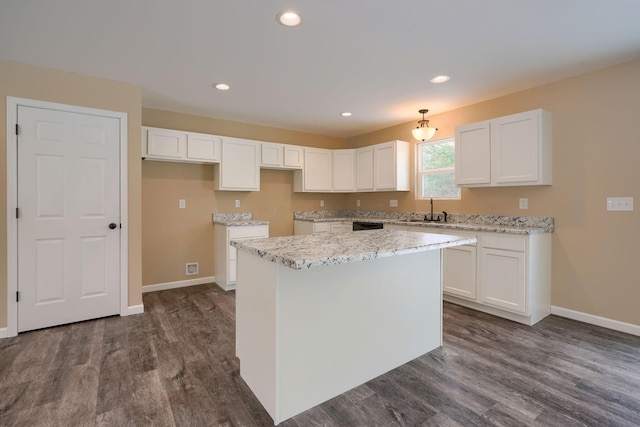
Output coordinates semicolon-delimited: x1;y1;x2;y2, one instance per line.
411;109;437;141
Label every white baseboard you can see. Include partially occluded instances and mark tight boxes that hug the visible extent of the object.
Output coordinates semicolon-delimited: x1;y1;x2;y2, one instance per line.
127;304;145;315
551;306;640;337
142;276;216;294
0;327;8;339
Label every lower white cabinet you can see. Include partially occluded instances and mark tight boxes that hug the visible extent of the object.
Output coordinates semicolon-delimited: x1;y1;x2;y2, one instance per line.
443;239;477;300
293;220;352;235
214;223;269;291
402;223;550;325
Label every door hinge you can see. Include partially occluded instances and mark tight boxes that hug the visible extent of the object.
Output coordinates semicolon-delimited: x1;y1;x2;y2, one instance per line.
16;207;20;219
15;124;19;135
16;291;20;302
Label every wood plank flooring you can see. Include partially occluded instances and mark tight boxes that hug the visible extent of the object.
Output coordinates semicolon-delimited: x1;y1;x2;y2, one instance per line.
1;283;639;426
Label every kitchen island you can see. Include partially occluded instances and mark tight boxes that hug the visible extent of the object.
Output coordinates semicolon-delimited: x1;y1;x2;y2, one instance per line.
231;229;476;424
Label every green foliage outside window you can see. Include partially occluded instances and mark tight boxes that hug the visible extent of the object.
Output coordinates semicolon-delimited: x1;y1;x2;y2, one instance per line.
417;138;460;199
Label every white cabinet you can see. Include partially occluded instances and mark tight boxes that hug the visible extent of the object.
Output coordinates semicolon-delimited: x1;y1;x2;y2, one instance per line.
293;220;352;235
455;109;552;187
214;223;269;291
442;236;477;300
355;146;374;191
261;142;304;169
142;126;221;163
332;150;356;192
293;148;332;192
455;121;491;185
374;140;410;191
214;138;261;191
479;235;527;314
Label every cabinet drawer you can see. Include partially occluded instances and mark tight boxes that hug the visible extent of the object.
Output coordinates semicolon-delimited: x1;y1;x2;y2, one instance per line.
227;225;269;239
481;234;525;252
313;223;331;234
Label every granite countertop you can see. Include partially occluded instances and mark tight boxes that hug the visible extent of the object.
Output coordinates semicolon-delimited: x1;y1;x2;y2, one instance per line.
293;211;553;235
212;212;269;226
231;229;476;270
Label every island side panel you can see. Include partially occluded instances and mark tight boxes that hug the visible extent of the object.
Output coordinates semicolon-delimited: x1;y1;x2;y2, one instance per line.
236;252;278;421
275;250;442;424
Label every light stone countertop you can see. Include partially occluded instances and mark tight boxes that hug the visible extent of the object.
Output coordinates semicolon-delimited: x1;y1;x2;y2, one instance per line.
231;229;476;270
293;211;553;235
212;212;269;227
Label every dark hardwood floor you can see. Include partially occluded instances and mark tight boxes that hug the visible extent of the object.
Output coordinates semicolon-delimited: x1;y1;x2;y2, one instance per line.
1;283;639;426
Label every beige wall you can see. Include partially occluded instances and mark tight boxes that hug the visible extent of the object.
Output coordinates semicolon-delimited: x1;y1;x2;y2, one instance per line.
142;59;640;327
141;108;347;286
347;59;640;326
0;59;143;328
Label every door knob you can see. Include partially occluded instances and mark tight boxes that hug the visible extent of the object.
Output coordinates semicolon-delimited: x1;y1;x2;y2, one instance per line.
109;223;117;230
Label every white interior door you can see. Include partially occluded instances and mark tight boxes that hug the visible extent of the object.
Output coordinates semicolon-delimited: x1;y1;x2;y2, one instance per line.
17;106;121;332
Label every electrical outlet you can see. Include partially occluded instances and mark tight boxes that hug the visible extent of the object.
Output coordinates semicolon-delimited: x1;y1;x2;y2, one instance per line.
186;262;199;276
606;197;634;211
179;199;186;209
320;200;325;207
356;199;361;207
389;200;398;207
519;198;528;209
235;200;240;208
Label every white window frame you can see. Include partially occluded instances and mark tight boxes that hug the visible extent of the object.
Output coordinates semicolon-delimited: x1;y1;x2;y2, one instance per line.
415;137;461;200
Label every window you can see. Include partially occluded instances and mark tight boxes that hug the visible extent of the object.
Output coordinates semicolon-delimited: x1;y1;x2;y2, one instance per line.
416;137;460;199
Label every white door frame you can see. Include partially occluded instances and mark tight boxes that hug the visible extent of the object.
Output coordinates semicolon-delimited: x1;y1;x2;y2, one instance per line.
6;97;129;338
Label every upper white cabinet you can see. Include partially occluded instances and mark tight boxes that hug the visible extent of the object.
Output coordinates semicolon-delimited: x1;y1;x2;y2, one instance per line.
261;142;304;169
455;109;552;187
332;149;356;192
374;140;410;191
214;138;260;191
355;146;374;191
142;126;221;163
294;148;332;192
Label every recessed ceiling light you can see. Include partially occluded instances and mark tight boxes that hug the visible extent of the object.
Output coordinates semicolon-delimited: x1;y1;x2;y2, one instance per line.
430;75;450;84
277;11;301;27
340;112;352;117
214;83;230;91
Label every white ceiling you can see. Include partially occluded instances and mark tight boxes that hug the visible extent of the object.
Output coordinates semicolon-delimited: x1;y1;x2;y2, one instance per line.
1;1;640;138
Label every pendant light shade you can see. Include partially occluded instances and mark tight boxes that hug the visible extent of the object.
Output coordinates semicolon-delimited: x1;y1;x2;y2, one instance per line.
412;109;437;141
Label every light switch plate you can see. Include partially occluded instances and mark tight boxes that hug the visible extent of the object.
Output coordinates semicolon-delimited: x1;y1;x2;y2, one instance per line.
389;200;398;207
356;199;361;207
606;197;633;211
179;199;186;209
235;200;240;208
320;200;324;207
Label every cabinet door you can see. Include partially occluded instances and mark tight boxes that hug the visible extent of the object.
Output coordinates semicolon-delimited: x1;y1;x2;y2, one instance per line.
313;222;331;234
443;245;477;299
479;247;526;314
283;145;303;168
355;147;374;191
186;132;220;162
261;142;283;167
491;110;540;185
303;148;332;191
218;138;260;191
332;150;355;191
374;142;396;190
455;121;491;186
147;127;186;160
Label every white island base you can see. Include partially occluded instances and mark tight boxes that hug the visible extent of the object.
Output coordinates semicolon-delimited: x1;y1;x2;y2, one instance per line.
236;249;442;425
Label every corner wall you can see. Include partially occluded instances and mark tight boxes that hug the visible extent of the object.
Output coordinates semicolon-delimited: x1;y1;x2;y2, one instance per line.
346;59;640;327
